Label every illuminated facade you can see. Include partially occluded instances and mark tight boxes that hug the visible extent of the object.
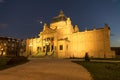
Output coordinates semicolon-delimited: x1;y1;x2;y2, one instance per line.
26;10;115;58
0;37;25;56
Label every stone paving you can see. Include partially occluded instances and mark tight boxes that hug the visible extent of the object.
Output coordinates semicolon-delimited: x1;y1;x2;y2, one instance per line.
0;58;93;80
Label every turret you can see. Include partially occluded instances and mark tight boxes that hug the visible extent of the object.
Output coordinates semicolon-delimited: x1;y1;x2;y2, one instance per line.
104;23;110;30
74;25;79;32
43;23;48;31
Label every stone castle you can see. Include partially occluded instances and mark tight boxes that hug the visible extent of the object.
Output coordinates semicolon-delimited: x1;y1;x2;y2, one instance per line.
26;10;115;58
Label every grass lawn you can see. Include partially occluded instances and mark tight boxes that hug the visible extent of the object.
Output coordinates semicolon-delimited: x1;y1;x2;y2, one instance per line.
73;61;120;80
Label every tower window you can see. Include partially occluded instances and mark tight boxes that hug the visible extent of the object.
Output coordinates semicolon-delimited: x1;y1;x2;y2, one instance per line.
59;45;63;50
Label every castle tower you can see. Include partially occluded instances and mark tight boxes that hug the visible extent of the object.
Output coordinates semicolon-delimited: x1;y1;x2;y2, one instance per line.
43;23;48;31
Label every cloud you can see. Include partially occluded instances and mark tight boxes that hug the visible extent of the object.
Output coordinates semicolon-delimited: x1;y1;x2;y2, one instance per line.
0;0;4;3
0;23;8;28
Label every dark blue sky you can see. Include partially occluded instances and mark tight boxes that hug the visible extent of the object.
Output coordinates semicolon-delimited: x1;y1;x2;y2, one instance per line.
0;0;120;47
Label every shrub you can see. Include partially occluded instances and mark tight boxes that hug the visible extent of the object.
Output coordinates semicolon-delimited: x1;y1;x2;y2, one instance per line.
7;56;28;65
85;52;90;61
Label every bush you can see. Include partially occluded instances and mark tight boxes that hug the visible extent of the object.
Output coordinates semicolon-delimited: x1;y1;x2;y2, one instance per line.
0;57;11;66
85;52;90;61
7;56;28;65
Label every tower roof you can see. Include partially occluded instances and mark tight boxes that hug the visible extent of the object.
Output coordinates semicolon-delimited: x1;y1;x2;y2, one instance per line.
51;10;67;23
59;10;65;16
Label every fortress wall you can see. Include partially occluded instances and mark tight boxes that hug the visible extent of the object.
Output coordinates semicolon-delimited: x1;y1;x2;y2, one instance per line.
68;27;113;58
84;28;109;58
26;26;115;58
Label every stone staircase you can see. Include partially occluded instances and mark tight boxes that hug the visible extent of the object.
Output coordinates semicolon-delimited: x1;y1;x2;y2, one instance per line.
30;51;55;58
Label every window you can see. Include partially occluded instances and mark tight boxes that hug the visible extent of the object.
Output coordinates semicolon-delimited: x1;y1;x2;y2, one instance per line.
66;45;68;50
59;45;63;50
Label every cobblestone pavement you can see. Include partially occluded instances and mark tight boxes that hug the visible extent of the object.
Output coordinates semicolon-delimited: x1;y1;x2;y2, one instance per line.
0;58;93;80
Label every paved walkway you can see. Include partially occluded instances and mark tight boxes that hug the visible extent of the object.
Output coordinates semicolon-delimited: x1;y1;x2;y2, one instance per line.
0;58;93;80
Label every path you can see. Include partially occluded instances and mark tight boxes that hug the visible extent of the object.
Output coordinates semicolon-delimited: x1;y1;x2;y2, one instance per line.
0;58;93;80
